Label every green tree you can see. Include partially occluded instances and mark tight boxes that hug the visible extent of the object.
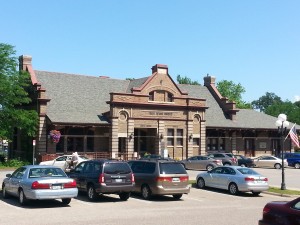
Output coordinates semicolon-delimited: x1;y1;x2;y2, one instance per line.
216;80;251;109
177;75;200;85
251;92;282;112
265;101;300;124
0;43;38;141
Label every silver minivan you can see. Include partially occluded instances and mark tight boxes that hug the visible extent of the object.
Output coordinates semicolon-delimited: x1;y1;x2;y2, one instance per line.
128;160;190;200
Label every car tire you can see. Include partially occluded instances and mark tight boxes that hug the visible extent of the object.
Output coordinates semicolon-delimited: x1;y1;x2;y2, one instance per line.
240;163;246;167
61;198;71;205
223;163;231;166
252;191;261;196
141;185;152;200
119;192;130;201
2;184;9;199
19;189;28;206
173;194;183;200
294;163;300;169
197;178;205;189
228;183;239;195
206;165;214;171
87;185;98;201
274;163;281;169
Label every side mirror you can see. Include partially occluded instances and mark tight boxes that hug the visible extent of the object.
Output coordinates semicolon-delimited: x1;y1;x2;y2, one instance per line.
6;174;11;178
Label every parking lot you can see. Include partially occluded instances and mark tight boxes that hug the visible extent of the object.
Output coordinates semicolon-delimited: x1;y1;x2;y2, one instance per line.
0;183;295;225
0;167;299;225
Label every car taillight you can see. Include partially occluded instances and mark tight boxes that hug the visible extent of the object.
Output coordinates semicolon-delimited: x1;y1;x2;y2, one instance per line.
214;160;222;164
98;173;104;184
263;205;271;215
156;177;172;182
63;180;77;188
263;178;268;181
180;176;189;182
131;173;135;183
244;177;255;182
31;181;50;189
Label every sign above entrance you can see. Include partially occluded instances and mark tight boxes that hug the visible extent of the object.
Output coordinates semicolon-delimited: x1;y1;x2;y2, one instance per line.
142;110;181;118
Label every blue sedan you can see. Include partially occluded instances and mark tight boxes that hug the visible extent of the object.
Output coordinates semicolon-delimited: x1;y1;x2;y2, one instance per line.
196;166;269;195
2;165;78;206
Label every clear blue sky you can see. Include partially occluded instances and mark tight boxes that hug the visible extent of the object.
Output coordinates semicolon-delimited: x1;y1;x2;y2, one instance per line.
1;0;299;103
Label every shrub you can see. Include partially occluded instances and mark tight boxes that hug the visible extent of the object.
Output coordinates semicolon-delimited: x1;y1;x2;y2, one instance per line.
0;159;31;167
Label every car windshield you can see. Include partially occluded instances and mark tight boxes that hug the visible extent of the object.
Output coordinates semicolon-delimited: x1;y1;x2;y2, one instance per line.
104;163;132;174
237;168;259;175
159;163;187;174
29;168;67;178
80;156;89;160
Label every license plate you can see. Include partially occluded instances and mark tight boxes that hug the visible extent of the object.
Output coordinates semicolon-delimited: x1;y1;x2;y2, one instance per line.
115;179;123;183
52;185;62;190
172;178;180;182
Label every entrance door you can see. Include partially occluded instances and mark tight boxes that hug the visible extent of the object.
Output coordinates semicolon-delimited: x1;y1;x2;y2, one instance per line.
134;128;157;157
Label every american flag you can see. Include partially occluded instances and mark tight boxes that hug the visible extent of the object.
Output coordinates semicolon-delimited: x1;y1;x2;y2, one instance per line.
289;124;299;148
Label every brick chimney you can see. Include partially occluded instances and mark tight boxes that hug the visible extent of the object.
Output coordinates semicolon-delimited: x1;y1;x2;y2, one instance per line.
19;55;32;71
151;64;168;74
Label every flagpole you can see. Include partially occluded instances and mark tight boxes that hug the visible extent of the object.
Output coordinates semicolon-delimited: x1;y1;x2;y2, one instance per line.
284;123;296;141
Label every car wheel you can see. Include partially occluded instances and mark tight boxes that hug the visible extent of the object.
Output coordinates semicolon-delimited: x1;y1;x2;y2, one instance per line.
141;185;152;200
274;163;281;169
228;183;239;195
206;165;214;171
119;192;130;201
87;185;98;201
2;184;9;199
295;163;300;169
172;194;183;200
223;163;231;166
197;178;205;189
61;198;71;205
19;189;28;206
252;191;261;196
240;163;246;167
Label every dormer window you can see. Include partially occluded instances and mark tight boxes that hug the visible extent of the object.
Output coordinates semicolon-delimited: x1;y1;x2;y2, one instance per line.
148;90;174;102
149;91;154;101
167;92;173;102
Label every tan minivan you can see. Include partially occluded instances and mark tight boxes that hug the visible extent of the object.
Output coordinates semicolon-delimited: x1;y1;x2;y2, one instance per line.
127;160;190;200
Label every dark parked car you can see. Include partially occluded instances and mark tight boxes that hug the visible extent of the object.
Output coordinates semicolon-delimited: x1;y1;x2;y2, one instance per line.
207;153;238;166
283;152;300;169
127;160;190;200
258;197;300;225
68;159;135;201
234;155;254;167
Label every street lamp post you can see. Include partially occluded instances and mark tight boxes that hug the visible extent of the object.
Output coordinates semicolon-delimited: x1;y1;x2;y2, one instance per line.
275;114;289;190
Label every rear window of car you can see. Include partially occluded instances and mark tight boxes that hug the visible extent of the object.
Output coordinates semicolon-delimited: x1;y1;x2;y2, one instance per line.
104;162;132;174
29;168;67;178
159;163;187;175
237;168;259;175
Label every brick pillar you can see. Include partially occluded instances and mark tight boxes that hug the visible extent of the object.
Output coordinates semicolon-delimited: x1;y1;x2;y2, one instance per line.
158;120;165;156
111;118;119;158
187;121;194;158
200;121;206;155
127;119;135;159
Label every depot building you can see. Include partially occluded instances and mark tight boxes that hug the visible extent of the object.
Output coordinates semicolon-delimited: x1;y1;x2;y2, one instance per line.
12;55;298;161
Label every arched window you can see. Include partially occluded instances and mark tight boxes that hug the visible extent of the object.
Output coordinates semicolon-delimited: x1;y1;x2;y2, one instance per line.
167;92;173;102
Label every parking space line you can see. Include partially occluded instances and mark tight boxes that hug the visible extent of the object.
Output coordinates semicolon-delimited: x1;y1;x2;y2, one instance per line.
72;198;94;206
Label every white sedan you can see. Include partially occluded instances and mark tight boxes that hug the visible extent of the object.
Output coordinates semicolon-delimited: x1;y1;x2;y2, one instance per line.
196;166;269;196
39;155;89;171
252;155;288;169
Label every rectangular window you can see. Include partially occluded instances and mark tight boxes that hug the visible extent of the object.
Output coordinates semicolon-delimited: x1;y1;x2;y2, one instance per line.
176;129;183;146
167;129;174;146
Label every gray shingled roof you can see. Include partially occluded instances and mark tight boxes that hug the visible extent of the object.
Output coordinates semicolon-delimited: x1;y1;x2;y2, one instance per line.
35;70;296;130
35;71;129;124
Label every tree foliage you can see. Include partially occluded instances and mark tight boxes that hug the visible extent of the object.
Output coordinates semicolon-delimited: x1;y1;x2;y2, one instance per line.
251;92;282;112
265;101;300;124
216;80;251;109
0;43;38;141
177;75;200;85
